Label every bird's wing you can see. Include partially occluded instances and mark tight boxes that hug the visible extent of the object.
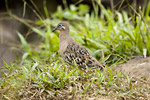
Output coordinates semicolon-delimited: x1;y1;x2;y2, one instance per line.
62;43;104;70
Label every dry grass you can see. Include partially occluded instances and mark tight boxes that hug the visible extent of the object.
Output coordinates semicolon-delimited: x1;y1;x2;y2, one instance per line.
0;64;150;100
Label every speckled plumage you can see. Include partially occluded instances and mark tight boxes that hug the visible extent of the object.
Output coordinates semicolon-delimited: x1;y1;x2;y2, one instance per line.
52;22;104;70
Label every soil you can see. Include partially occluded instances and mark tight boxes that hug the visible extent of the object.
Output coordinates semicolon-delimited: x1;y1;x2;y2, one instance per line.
115;57;150;81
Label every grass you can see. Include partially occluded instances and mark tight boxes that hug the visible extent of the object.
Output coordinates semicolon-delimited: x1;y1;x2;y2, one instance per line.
0;0;150;99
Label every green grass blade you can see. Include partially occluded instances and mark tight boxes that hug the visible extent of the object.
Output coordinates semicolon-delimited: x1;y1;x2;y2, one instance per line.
17;32;31;55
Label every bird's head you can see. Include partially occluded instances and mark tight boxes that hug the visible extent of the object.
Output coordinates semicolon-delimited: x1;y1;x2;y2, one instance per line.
52;22;69;32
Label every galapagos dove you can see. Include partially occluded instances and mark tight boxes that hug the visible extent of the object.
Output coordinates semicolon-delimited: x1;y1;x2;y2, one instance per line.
52;22;104;70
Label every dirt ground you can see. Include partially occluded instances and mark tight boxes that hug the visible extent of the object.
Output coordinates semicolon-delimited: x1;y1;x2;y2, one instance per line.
115;57;150;81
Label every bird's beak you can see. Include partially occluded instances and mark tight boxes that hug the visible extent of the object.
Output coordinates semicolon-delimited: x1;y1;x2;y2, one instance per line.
52;27;58;32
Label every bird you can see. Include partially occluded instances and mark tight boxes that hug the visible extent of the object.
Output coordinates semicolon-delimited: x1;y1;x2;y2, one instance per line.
52;21;104;71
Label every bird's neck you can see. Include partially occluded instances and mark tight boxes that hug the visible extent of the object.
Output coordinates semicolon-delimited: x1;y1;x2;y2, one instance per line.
59;31;71;42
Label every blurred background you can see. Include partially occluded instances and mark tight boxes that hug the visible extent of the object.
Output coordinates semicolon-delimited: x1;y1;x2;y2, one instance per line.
0;0;149;75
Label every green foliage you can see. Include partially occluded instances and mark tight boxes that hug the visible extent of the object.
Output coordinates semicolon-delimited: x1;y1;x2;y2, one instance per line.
12;3;150;64
51;3;150;65
17;32;31;55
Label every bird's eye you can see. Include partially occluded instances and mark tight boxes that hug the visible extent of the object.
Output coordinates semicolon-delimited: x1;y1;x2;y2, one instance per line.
58;24;63;27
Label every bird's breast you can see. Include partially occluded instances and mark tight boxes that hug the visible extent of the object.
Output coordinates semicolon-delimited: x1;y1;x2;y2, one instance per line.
59;41;68;56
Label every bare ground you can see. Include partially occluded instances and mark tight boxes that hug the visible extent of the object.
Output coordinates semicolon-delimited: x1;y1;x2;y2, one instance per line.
1;57;150;100
115;57;150;81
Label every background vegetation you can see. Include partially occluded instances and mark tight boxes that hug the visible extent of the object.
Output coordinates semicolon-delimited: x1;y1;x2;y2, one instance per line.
0;0;150;99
